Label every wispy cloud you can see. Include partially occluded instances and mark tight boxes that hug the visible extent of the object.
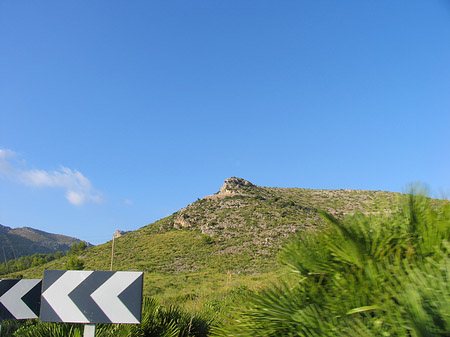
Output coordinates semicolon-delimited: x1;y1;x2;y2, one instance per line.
0;148;102;206
0;149;16;175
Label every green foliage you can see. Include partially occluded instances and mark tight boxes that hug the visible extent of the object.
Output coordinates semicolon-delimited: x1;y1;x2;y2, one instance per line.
67;241;88;256
0;319;36;337
200;234;215;245
118;297;213;337
0;251;64;276
13;322;83;337
64;255;84;270
10;297;213;337
0;241;86;276
213;191;450;336
62;241;88;270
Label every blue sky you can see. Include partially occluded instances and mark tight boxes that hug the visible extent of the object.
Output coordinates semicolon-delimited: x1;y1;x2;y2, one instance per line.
1;1;449;244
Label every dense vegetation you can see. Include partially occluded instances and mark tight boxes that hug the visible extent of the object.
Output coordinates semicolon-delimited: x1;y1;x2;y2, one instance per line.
213;189;450;336
0;251;64;276
0;242;87;276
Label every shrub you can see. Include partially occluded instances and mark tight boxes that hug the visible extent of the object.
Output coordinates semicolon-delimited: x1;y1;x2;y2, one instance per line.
64;255;84;270
201;234;215;245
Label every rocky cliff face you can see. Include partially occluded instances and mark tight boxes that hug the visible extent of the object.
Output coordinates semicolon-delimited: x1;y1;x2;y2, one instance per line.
218;177;255;195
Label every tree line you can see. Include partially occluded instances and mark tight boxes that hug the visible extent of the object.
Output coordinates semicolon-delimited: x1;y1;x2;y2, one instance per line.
0;241;87;276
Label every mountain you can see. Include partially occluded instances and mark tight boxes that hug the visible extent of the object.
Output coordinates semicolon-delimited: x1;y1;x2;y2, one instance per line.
12;177;403;300
0;224;89;261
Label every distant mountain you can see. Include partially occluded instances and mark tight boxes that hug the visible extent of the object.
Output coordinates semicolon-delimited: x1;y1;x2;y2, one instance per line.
0;224;89;261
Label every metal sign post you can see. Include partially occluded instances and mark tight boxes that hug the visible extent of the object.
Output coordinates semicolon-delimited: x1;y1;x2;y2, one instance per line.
84;324;96;337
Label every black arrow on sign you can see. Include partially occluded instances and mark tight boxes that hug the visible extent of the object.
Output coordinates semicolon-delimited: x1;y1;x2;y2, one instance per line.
68;271;112;323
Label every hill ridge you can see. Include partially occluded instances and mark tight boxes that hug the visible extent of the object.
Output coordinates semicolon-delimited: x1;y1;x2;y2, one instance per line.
0;224;90;261
10;177;405;300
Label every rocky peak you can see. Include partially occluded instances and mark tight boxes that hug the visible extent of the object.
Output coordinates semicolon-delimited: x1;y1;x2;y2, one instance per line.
174;177;258;231
0;224;11;233
113;230;131;239
218;177;255;195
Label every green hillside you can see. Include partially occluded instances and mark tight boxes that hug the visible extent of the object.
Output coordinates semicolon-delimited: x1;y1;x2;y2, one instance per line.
11;178;403;304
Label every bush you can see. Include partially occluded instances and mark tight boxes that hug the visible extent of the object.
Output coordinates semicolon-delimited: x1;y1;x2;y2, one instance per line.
64;255;84;270
200;234;215;245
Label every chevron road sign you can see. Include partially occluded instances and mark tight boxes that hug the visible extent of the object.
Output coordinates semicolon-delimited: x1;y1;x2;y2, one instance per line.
40;270;143;324
0;279;42;320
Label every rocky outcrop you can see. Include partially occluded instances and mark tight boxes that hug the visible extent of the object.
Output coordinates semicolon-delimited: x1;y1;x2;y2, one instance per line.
218;177;255;195
113;230;131;239
174;178;256;229
173;213;193;229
